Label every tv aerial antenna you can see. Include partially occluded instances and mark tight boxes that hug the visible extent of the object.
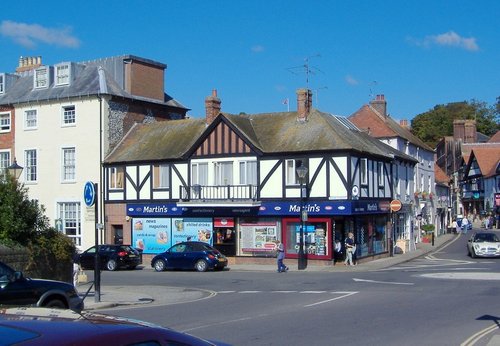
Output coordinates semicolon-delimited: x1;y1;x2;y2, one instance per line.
369;80;378;99
287;54;324;89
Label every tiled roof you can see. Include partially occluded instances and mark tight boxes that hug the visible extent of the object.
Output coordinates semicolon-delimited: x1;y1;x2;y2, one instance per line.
105;109;418;164
434;164;449;184
469;147;500;178
349;105;434;152
0;55;187;110
488;131;500;143
105;118;207;163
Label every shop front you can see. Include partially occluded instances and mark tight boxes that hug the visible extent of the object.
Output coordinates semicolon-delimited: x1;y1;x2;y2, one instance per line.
125;199;391;263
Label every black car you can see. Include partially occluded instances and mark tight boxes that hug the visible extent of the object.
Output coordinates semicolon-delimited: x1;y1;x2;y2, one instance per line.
152;241;228;272
0;261;83;312
77;244;141;271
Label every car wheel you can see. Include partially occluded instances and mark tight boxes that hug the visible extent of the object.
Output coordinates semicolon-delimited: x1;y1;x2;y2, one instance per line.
44;299;67;309
106;259;118;271
195;259;208;272
153;259;166;272
471;249;476;258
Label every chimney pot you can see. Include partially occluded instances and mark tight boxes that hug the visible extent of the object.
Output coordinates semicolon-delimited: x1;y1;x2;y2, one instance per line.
205;89;221;125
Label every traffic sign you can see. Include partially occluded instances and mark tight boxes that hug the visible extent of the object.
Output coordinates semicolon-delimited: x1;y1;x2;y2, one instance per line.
84;181;96;207
390;199;402;212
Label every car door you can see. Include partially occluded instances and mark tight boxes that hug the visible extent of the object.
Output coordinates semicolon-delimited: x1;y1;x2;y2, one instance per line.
79;246;97;269
167;244;188;269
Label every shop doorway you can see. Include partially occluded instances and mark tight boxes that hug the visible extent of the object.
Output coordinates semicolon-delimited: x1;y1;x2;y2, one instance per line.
213;218;236;256
113;225;123;245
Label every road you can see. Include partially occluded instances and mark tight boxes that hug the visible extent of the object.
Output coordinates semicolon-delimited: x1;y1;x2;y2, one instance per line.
95;232;500;346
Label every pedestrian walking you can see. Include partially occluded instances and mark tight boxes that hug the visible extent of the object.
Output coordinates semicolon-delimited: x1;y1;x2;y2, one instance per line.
276;240;288;273
344;232;355;266
452;219;457;234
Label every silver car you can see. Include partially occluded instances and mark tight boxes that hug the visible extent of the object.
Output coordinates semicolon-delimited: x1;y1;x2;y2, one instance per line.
467;232;500;258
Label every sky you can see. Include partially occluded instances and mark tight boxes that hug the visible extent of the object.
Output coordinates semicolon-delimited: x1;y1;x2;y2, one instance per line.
1;1;499;121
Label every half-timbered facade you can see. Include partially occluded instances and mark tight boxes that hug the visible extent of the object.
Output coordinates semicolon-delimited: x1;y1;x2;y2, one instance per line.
104;89;417;264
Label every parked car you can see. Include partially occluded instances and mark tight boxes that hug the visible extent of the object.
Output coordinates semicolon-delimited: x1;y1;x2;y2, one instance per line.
0;306;223;346
467;232;500;258
0;261;83;312
152;241;228;272
77;245;141;271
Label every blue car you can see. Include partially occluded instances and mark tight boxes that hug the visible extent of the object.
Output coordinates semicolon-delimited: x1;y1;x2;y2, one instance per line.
457;218;472;231
151;241;228;272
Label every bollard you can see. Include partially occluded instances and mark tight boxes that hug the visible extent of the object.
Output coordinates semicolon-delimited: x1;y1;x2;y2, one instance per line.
432;233;435;246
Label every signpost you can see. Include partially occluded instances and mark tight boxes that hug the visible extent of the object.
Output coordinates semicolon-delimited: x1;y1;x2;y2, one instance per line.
84;181;100;302
390;199;402;213
389;199;402;257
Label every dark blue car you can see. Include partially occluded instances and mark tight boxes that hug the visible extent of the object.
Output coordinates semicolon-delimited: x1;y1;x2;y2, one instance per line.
151;241;228;272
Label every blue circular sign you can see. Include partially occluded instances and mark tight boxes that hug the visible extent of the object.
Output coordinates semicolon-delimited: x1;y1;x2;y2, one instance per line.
84;182;96;207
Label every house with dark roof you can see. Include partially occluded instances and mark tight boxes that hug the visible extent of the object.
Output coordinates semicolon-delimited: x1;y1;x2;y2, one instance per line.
349;95;437;243
461;146;500;224
104;89;417;266
0;55;188;249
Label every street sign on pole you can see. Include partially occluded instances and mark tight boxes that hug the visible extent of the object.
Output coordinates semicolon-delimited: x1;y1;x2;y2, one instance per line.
390;199;402;212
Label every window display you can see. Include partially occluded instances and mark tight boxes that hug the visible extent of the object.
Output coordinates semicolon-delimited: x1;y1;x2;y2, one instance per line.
283;218;330;259
239;218;280;257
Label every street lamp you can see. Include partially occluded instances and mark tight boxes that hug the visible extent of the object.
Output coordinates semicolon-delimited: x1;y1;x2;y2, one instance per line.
6;158;23;180
296;164;308;270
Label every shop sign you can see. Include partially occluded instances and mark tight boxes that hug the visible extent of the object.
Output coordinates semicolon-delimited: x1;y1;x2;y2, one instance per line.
240;222;278;254
214;218;234;227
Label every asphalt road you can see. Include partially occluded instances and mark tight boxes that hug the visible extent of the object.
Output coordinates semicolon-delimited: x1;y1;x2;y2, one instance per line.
95;231;500;346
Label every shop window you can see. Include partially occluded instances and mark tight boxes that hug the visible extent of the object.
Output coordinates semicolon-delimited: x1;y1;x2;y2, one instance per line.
282;218;330;259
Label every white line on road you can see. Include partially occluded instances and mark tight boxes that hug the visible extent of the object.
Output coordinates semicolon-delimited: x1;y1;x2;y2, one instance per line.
239;291;262;293
353;278;414;285
304;291;358;307
300;291;326;294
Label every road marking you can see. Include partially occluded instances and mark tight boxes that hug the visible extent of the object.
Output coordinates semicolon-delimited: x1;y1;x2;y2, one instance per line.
217;291;236;294
461;323;499;346
353;278;414;285
300;291;326;294
239;290;262;293
304;291;358;307
272;291;297;293
421;272;500;280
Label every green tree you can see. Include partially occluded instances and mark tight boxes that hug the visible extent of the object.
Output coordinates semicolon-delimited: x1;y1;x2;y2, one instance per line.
411;99;500;148
0;174;75;281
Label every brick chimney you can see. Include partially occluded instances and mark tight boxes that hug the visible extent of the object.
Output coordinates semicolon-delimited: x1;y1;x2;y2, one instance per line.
370;94;387;117
399;119;410;129
205;89;221;124
15;56;42;73
453;119;477;143
296;88;312;122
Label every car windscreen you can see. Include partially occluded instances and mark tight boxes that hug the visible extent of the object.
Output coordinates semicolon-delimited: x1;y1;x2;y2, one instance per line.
475;234;499;242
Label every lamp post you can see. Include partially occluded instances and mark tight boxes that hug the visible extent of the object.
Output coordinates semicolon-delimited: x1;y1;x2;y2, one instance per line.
6;158;23;180
296;165;308;270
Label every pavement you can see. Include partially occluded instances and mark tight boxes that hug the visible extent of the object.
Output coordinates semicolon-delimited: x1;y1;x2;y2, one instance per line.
79;232;457;311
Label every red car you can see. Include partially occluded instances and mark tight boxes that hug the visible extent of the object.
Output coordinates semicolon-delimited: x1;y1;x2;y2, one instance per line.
0;307;226;346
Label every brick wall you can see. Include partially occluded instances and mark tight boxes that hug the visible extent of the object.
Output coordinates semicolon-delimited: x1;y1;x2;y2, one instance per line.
125;60;164;101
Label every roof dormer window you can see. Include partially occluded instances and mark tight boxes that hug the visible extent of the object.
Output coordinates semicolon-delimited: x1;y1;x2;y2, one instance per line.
34;66;49;89
55;63;71;86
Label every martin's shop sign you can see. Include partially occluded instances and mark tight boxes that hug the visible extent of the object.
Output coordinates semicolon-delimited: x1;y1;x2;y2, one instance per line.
126;200;391;218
